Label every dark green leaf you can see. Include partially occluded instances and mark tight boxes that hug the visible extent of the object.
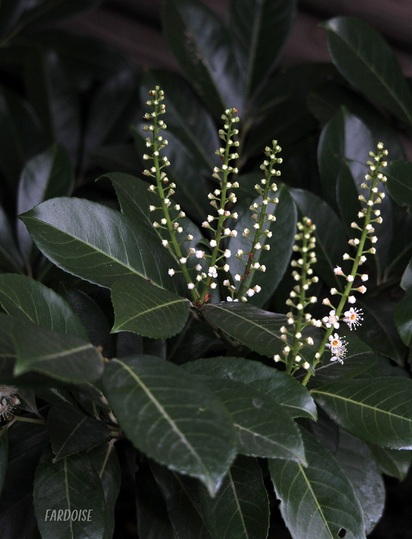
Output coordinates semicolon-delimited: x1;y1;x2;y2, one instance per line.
24;50;80;164
150;462;212;539
0;86;46;188
0;274;87;339
386;160;412;213
312;378;412;449
185;356;316;420
394;288;412;347
0;206;23;273
112;275;190;339
369;445;412;481
33;449;106;539
17;144;73;262
199;456;269;539
197;377;306;462
401;258;412;291
201;302;286;358
269;428;366;539
0;427;8;495
20;197;184;294
48;402;110;461
229;185;297;306
102;355;236;496
230;0;296;99
323;16;412;126
89;443;121;539
161;0;244;116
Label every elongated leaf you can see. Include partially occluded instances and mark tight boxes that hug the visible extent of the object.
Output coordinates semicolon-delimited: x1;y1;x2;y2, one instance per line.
48;402;110;461
20;197;184;294
111;275;190;338
228;185;297;306
150;462;212;539
89;443;121;539
0;428;8;496
201;302;286;358
386;160;412;213
312;378;412;449
230;0;296;98
198;377;305;462
24;49;80;163
11;318;103;383
17;143;73;262
185;356;316;420
0;274;87;339
102;355;236;496
199;456;269;539
161;0;243;116
269;428;366;539
33;449;106;539
323;17;412;126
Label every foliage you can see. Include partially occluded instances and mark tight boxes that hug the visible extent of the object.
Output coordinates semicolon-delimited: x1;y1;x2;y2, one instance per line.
1;1;412;538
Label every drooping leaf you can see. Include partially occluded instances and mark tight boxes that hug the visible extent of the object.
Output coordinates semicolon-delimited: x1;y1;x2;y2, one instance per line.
228;185;297;306
102;355;236;496
161;0;244;116
323;16;412;127
48;402;110;461
33;449;107;539
201;302;286;358
88;443;121;539
0;428;8;496
20;197;184;294
269;428;366;539
150;462;212;539
111;275;191;339
312;377;412;449
23;49;81;164
194;377;306;462
185;356;317;420
230;0;296;99
0;274;87;339
199;456;269;539
16;143;73;263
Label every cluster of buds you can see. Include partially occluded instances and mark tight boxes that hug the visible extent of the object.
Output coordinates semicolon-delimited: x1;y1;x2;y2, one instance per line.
274;217;318;374
0;385;20;421
231;141;281;302
300;142;388;384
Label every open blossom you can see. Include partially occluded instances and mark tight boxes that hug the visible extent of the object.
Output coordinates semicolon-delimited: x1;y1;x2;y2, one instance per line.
322;310;340;329
343;307;363;330
0;386;20;420
326;333;347;364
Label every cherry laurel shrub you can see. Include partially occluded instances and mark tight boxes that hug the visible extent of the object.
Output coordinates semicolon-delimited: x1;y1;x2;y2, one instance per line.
1;1;412;538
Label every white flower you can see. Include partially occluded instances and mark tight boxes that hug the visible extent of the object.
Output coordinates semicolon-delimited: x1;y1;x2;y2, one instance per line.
195;250;205;259
322;310;340;329
168;268;175;276
334;266;343;275
344;307;363;330
0;386;19;420
326;334;347;364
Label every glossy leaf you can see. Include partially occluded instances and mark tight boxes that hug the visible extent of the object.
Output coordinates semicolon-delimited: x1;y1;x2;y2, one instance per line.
185;356;317;420
0;428;8;496
199;456;269;539
0;274;87;339
196;377;306;462
111;275;191;339
48;402;110;461
369;445;412;481
102;355;236;496
312;378;412;449
17;143;73;262
201;302;286;358
20;197;184;294
230;0;296;99
269;428;366;539
386;160;412;213
228;185;297;306
33;449;107;539
24;49;80;164
161;0;244;116
89;443;121;539
323;16;412;126
393;288;412;347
